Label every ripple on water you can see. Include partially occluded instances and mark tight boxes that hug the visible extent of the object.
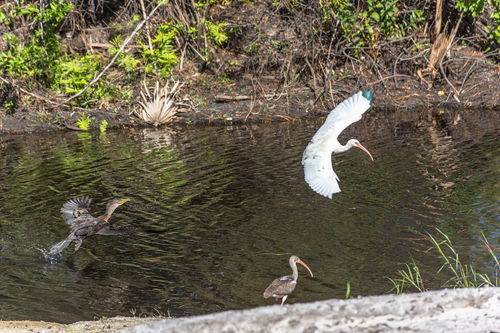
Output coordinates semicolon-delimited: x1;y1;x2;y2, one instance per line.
0;120;498;322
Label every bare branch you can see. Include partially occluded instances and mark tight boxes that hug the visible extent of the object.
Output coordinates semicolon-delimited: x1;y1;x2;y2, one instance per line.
63;0;168;104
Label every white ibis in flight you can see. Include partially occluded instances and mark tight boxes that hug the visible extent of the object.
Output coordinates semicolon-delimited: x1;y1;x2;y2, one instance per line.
302;90;375;198
263;255;314;306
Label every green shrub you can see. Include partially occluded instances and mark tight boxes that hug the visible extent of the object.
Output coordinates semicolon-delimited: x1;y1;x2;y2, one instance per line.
202;18;230;46
366;0;399;37
319;0;407;48
455;0;486;18
487;1;500;44
99;120;109;133
141;24;179;78
76;114;92;130
109;36;140;73
0;25;62;82
51;55;109;106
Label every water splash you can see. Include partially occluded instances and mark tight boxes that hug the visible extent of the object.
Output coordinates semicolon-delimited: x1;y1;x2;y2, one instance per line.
36;247;64;264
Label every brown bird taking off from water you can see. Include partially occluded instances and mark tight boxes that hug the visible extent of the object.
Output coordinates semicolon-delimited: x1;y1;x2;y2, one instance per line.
263;255;314;306
48;196;130;256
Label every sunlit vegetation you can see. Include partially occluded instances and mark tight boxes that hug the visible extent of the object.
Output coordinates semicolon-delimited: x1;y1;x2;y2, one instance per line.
0;0;497;110
389;229;499;294
99;119;108;133
76;113;92;130
141;24;179;78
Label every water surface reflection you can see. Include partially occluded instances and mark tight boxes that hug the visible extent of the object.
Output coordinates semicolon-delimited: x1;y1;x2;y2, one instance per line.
0;111;498;323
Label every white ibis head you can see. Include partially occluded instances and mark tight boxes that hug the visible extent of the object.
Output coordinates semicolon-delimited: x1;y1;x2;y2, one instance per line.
349;139;374;161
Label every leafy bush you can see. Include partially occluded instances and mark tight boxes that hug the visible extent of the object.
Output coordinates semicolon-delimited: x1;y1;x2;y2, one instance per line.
141;24;179;78
76;114;92;130
318;0;413;48
51;55;110;106
0;34;48;78
366;0;399;37
455;0;486;18
202;18;230;46
454;0;499;46
109;36;140;73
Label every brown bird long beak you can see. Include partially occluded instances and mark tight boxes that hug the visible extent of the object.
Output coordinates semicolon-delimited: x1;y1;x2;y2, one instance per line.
118;198;130;205
297;259;314;278
354;142;374;161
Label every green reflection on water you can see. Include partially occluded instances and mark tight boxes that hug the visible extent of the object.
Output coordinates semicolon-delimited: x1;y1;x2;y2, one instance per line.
0;119;497;323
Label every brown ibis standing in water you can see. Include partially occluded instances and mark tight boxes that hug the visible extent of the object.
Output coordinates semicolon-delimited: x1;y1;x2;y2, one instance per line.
263;255;314;306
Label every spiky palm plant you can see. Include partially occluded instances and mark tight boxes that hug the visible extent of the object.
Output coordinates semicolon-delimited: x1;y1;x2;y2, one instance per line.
136;80;182;126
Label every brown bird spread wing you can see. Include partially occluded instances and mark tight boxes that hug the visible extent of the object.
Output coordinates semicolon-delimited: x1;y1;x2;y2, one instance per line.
263;275;297;298
60;196;94;225
71;218;106;237
97;225;139;235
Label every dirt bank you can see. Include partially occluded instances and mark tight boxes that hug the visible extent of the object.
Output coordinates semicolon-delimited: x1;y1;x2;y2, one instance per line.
1;0;498;136
1;45;498;136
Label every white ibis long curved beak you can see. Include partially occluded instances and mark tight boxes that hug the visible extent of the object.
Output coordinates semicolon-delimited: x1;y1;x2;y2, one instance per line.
297;259;314;277
354;142;374;161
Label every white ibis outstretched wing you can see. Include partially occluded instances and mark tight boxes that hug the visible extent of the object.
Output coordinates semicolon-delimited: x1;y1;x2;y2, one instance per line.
302;151;341;199
302;91;373;198
309;91;372;144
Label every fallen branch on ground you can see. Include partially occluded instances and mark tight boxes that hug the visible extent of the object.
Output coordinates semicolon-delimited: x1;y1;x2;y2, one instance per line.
215;93;286;103
0;76;66;107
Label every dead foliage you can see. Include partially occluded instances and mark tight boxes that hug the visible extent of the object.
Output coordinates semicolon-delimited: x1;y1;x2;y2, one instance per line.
0;0;498;110
136;80;183;126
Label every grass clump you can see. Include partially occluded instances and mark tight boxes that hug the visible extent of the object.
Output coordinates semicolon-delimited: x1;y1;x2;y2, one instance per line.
76;114;92;130
430;229;499;288
388;259;426;294
390;228;499;294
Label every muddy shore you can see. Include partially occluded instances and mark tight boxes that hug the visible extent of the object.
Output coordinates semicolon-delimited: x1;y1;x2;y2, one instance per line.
1;50;498;136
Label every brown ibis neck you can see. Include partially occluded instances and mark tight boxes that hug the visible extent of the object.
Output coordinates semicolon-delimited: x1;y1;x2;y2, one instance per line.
289;258;299;281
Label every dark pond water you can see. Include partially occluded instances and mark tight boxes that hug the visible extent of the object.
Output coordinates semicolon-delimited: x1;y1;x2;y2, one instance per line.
0;109;498;323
